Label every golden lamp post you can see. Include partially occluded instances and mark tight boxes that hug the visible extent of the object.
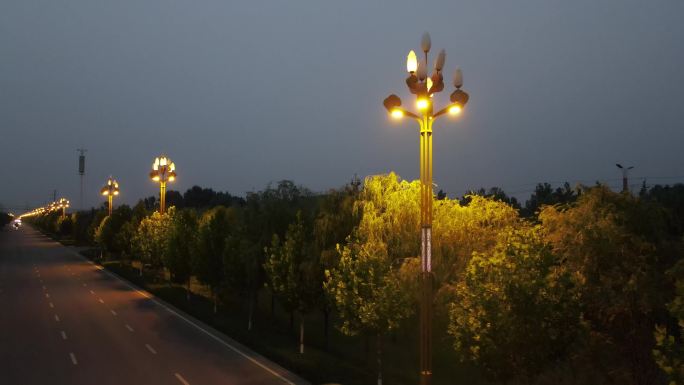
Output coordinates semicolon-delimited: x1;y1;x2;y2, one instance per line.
100;177;120;216
149;155;176;214
57;198;70;219
383;32;469;385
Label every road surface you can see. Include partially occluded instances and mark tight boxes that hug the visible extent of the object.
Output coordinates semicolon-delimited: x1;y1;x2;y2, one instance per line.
0;225;309;385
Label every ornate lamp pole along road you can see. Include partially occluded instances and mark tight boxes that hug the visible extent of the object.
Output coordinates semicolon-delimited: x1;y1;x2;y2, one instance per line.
100;176;120;216
149;155;176;214
57;198;70;219
383;32;469;385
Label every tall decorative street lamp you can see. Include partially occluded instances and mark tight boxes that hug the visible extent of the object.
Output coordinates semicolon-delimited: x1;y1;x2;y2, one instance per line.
57;198;70;219
383;32;469;385
100;176;120;216
149;155;176;214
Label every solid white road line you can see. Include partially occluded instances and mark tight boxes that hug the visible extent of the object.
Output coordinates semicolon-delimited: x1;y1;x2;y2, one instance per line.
125;324;134;332
54;315;60;322
145;344;157;355
175;373;190;385
68;249;298;385
110;310;117;316
69;353;78;365
61;331;67;340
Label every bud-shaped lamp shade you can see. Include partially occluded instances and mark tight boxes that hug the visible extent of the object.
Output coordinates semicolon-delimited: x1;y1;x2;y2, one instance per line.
407;50;417;73
421;32;431;53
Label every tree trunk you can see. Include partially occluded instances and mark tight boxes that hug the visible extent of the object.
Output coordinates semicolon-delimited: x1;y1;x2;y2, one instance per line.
323;308;330;351
377;333;383;385
270;292;275;319
247;290;254;331
299;314;305;354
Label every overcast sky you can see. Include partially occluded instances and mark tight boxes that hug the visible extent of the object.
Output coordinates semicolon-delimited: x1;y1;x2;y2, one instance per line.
1;0;683;211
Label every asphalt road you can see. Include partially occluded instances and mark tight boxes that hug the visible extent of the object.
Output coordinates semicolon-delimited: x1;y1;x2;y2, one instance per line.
0;225;309;385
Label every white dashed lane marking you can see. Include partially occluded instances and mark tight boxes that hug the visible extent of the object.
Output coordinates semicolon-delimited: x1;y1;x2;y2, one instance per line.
70;353;78;365
110;310;117;316
175;373;190;385
145;344;157;355
61;331;67;340
125;324;134;332
54;315;60;322
49;302;54;308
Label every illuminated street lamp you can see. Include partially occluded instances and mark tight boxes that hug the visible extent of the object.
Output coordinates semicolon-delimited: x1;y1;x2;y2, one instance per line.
383;32;469;385
100;176;120;216
57;198;69;218
149;155;176;214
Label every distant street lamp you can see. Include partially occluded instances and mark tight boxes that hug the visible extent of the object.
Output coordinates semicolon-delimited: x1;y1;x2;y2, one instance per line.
57;198;69;219
149;155;176;214
616;163;634;193
100;176;120;216
383;32;469;385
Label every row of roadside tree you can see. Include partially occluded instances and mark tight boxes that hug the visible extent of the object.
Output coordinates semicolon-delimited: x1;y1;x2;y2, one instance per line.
25;174;684;385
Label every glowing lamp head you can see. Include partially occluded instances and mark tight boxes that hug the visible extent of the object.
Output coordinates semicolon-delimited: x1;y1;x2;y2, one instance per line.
448;104;463;116
406;50;417;73
113;191;119;196
416;98;429;111
390;109;404;119
170;162;175;172
160;157;167;167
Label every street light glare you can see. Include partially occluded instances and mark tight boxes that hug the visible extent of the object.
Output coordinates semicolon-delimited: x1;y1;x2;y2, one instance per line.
416;98;429;110
407;50;417;73
448;104;462;116
391;109;404;119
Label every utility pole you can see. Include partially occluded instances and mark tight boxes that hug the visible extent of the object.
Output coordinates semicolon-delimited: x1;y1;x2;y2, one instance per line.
616;163;634;193
52;189;57;202
77;148;87;210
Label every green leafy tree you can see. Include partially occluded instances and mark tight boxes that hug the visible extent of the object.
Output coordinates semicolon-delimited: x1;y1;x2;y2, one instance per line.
313;185;361;348
654;258;684;384
325;173;416;385
95;205;132;257
194;206;235;313
448;227;583;383
265;211;322;354
540;186;668;383
133;208;174;277
165;209;198;299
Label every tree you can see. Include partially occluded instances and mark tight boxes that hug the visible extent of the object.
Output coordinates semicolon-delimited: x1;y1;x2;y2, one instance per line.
165;209;198;299
462;186;521;209
522;182;578;217
264;211;322;354
654;258;684;384
194;206;235;313
95;205;132;257
313;185;361;349
448;226;583;383
325;173;417;385
133;208;174;277
540;186;668;384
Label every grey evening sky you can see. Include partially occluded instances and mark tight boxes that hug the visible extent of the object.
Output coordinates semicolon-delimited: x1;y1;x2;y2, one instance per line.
1;0;683;211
